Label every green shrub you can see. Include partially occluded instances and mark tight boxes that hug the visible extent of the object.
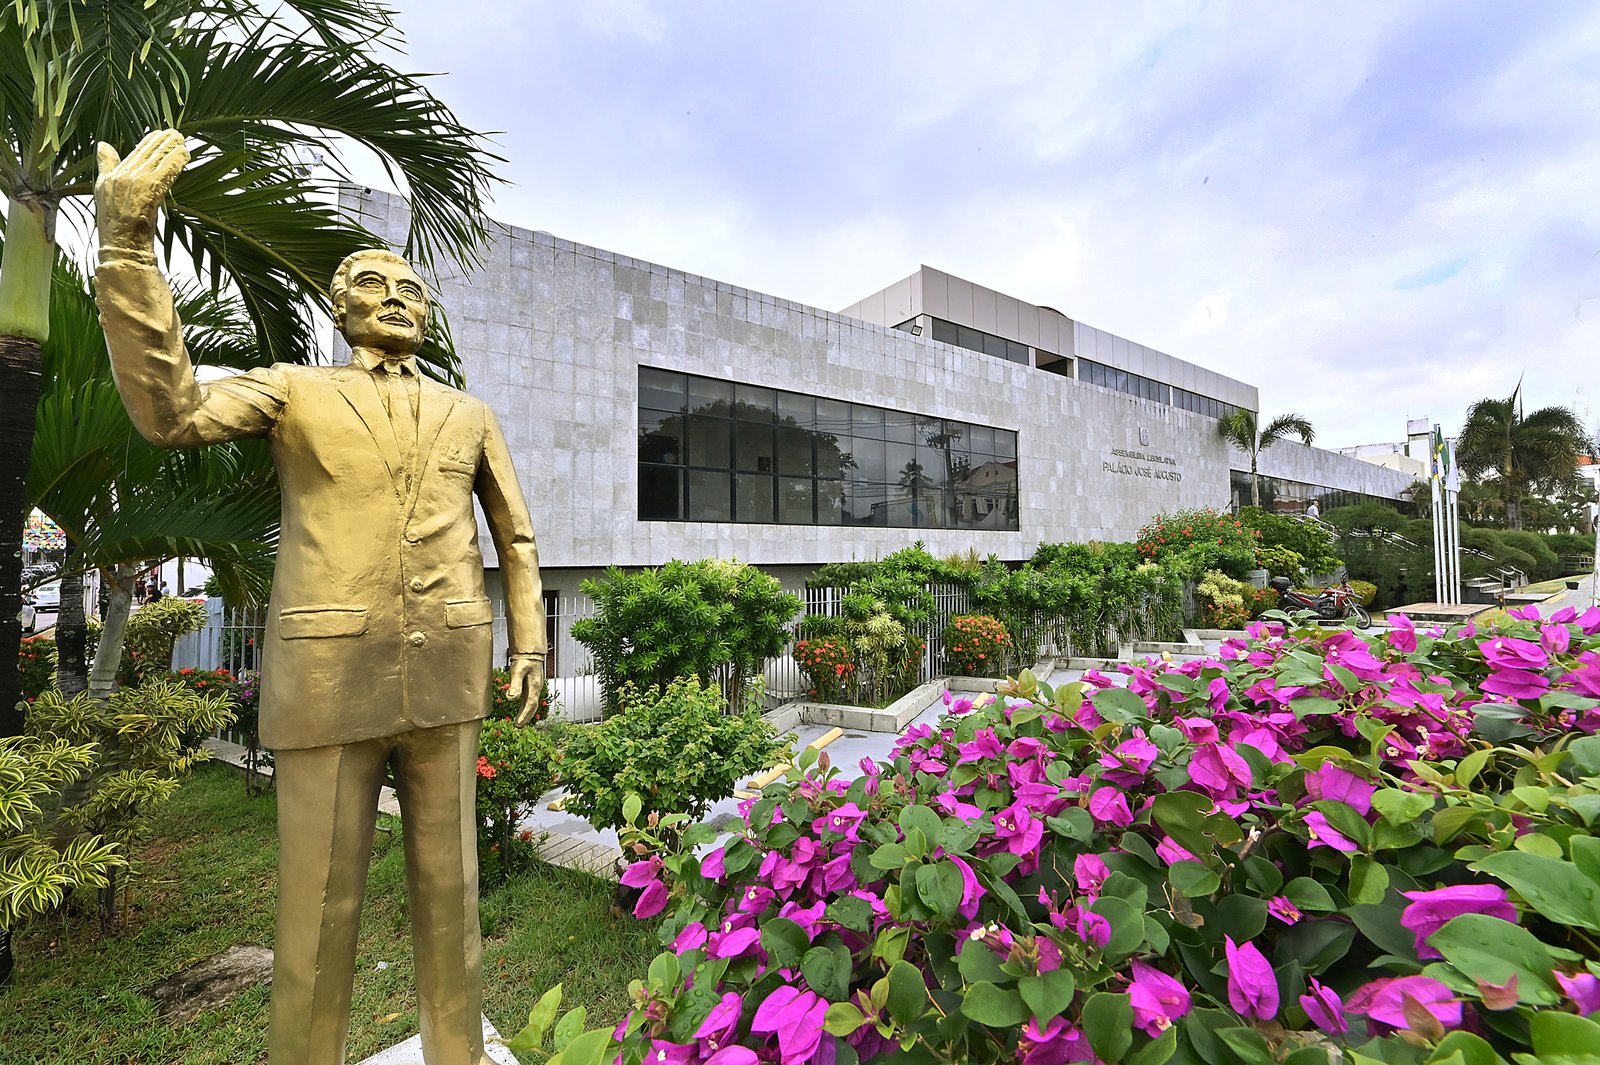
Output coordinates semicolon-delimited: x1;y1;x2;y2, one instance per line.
942;614;1011;676
793;635;855;704
488;665;557;725
573;560;799;716
26;678;235;931
1238;505;1342;573
1348;578;1378;605
17;635;56;702
1196;569;1253;629
117;597;208;687
559;677;779;831
1254;544;1304;579
475;718;561;885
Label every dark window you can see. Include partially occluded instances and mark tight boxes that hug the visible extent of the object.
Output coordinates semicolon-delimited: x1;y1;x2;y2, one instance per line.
638;367;1019;530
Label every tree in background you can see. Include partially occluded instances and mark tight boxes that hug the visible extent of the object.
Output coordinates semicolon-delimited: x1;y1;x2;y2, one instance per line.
1455;385;1594;531
1217;410;1315;508
0;0;499;735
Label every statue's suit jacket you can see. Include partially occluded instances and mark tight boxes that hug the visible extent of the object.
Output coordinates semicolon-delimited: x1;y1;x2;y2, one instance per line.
95;252;545;749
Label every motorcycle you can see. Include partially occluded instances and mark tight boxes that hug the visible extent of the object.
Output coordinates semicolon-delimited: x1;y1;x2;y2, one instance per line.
1269;576;1372;629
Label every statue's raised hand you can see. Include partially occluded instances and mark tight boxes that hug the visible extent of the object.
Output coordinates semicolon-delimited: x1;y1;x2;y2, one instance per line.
95;130;190;253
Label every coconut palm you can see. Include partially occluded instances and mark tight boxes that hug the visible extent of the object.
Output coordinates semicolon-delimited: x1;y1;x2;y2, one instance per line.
1455;386;1594;531
1217;410;1315;509
29;256;278;699
0;0;499;731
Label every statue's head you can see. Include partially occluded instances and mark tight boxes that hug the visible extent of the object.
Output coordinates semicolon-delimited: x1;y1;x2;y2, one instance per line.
330;249;428;357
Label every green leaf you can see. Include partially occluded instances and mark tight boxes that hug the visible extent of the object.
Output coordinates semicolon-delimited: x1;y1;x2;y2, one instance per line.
1082;992;1134;1062
1169;860;1221;898
824;1001;866;1036
1429;914;1558;1005
1018;970;1076;1023
961;980;1031;1027
1092;686;1150;723
957;941;1008;983
826;894;874;933
552;1007;587;1052
1349;855;1390;905
1047;807;1095;842
1091;895;1147;958
1570;835;1600;887
1428;1031;1511;1065
646;951;678;992
915;860;964;918
1283;876;1338;912
1127;1026;1179;1065
801;943;852;1001
886;959;928;1026
1215;1026;1277;1065
1529;1010;1600;1064
761;918;809;969
1569;736;1600;777
1283;1049;1334;1065
1345;903;1420;960
504;983;563;1052
1470;852;1600;932
546;1028;615;1065
621;793;642;826
1456;748;1494;787
869;841;909;871
899;804;943;843
1372;787;1435;824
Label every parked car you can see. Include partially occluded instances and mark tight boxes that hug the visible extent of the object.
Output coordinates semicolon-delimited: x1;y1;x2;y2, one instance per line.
19;596;36;633
32;582;60;611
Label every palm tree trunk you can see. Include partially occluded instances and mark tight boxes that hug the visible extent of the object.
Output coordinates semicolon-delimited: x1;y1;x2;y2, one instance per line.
54;567;88;696
0;198;55;737
1250;453;1261;509
88;564;139;701
0;333;42;736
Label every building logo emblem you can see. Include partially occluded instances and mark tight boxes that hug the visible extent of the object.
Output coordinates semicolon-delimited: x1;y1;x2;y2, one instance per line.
1139;426;1150;447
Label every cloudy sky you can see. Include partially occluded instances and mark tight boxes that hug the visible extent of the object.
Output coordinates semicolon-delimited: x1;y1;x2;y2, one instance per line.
361;0;1600;449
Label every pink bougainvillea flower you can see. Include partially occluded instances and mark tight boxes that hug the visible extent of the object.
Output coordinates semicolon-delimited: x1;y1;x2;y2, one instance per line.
736;885;775;914
1187;742;1252;799
1557;970;1600;1015
702;1048;760;1065
1268;896;1303;925
1155;835;1198;867
633;879;668;919
750;986;830;1065
645;1040;695;1065
1015;1015;1091;1065
1071;905;1112;949
1074;853;1110;895
1348;975;1461;1032
620;855;664;889
1304;762;1376;816
1087;786;1134;828
699;846;726;881
706;925;761;960
957;727;1005;763
672;921;708;953
1176;716;1220;744
1399;884;1518;959
1099;732;1160;785
1387;613;1418;653
932;788;984;821
1303;810;1360;852
1130;960;1192;1036
1225;936;1279;1020
812;801;868;840
1482;636;1548;671
949;854;987;919
1479;666;1550;701
1543;623;1572;657
993;801;1045;856
1300;978;1347;1034
695;991;744;1051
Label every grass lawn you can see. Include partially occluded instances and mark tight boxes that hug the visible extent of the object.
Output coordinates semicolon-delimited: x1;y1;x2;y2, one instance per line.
0;763;658;1065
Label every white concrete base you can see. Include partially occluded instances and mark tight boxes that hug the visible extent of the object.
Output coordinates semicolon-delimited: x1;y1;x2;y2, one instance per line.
355;1015;519;1064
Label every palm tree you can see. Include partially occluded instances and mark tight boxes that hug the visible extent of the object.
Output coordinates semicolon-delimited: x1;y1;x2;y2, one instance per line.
1217;410;1315;509
1455;386;1594;531
0;1;499;732
28;257;278;700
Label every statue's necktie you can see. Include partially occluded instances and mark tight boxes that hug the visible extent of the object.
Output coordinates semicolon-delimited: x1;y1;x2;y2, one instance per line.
376;361;419;485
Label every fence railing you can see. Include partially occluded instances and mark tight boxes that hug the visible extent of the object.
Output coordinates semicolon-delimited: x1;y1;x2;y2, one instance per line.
176;580;1177;730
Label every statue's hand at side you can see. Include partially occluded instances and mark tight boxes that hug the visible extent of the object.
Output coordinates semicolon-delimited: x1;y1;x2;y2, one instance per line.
509;655;547;727
95;129;190;254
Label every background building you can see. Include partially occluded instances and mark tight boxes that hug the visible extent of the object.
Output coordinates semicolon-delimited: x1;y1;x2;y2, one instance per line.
341;187;1416;614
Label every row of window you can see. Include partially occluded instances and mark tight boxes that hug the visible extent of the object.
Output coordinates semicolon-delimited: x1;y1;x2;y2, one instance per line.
921;317;1033;365
638;368;1019;529
1173;386;1243;422
1078;358;1169;403
1229;471;1414;516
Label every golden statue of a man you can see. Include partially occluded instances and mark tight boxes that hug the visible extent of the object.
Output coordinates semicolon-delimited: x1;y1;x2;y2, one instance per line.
93;129;547;1065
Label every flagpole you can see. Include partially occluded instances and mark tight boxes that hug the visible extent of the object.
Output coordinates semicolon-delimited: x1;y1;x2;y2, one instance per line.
1431;424;1445;602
